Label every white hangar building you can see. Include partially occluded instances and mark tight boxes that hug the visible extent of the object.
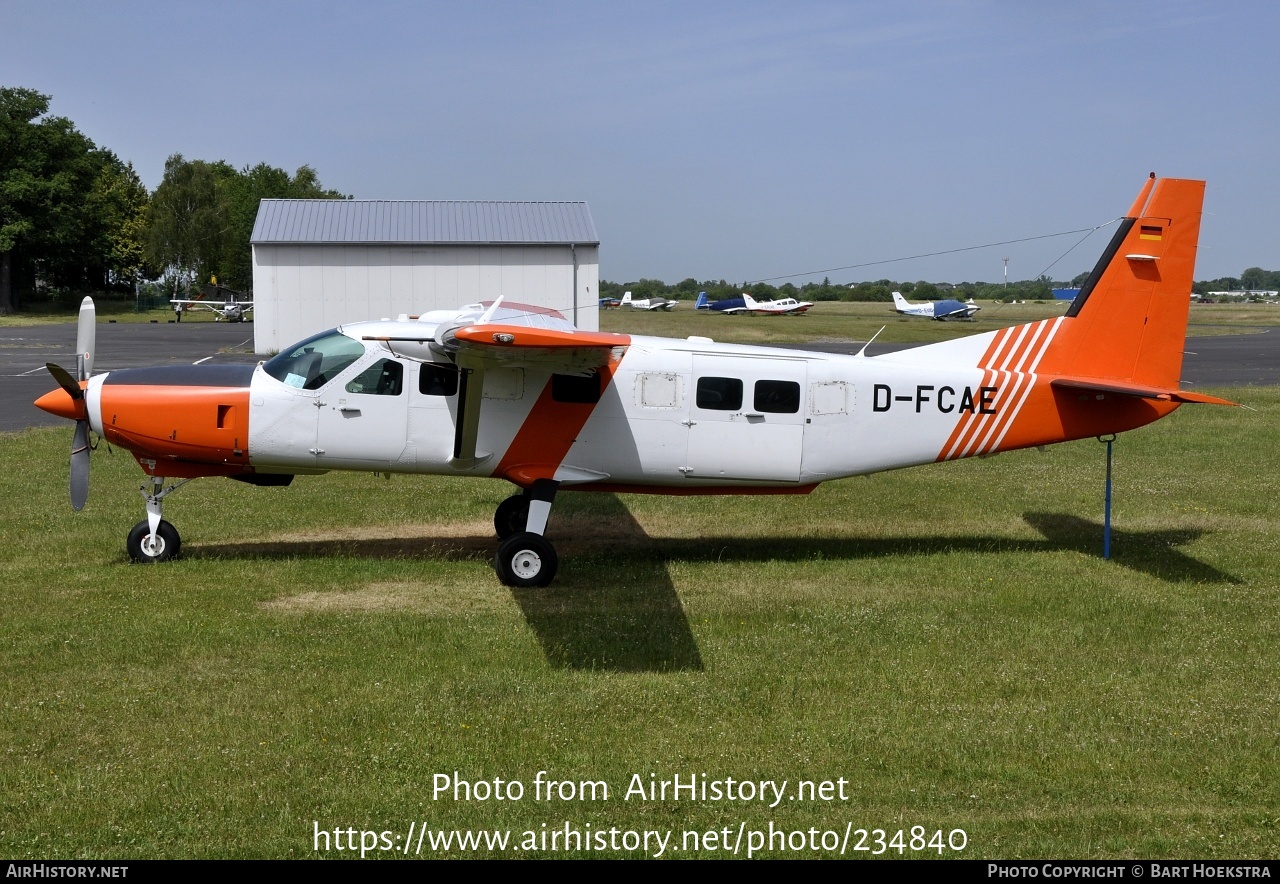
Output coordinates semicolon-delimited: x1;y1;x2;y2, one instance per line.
249;199;600;354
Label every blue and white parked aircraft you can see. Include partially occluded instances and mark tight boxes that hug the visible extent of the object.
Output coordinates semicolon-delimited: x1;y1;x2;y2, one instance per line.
892;291;981;321
694;292;812;315
694;292;746;312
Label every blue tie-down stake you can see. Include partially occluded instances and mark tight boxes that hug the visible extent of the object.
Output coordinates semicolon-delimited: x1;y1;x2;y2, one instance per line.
1099;434;1116;560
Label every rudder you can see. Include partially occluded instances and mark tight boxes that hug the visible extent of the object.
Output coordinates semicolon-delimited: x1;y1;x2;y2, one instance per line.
1038;174;1205;388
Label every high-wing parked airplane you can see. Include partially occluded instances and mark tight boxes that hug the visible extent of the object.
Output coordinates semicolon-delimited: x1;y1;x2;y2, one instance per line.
620;291;679;311
171;285;254;322
36;175;1233;588
892;291;980;321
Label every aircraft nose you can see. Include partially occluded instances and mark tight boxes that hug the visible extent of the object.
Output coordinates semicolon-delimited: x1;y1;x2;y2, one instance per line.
34;386;86;421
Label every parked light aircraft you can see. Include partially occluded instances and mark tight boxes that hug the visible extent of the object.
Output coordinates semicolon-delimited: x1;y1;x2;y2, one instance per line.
620;291;679;311
36;175;1233;588
737;293;814;315
892;290;980;321
694;292;746;312
172;285;254;322
693;292;812;314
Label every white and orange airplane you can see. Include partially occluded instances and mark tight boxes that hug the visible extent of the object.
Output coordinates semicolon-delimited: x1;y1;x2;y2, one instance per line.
36;175;1232;587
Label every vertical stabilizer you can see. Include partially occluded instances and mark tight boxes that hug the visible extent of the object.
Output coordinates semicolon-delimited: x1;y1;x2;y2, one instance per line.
1037;175;1205;388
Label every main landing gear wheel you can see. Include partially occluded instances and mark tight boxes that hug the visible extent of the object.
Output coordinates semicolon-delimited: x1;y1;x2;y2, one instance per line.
494;493;530;540
494;532;558;588
127;520;181;563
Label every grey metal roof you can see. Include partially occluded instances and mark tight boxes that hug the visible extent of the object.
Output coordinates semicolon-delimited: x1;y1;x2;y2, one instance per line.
251;200;598;245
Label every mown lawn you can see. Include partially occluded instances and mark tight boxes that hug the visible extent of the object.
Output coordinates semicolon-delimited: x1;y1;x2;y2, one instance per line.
0;387;1276;858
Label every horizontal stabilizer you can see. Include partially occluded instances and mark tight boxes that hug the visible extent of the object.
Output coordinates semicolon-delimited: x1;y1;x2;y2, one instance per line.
1050;377;1237;407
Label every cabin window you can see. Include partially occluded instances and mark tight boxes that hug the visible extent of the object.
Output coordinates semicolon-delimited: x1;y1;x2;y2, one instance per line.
755;380;801;414
696;376;743;411
552;372;601;403
263;329;366;390
345;359;404;396
419;363;459;397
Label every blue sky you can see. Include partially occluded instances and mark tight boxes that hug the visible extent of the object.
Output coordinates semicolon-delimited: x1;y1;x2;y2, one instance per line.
5;1;1276;285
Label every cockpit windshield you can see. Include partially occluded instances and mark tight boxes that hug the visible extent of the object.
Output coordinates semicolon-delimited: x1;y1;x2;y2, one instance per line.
263;329;366;390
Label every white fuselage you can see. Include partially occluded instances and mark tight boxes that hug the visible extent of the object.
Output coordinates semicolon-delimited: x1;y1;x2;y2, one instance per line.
243;326;1006;488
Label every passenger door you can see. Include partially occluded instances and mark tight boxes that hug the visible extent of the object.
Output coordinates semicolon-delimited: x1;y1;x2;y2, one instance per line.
684;355;806;482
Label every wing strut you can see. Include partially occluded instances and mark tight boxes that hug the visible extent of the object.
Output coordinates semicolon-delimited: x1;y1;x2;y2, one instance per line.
451;366;490;468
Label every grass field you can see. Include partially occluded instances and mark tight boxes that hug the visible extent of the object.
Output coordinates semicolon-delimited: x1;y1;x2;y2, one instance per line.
600;300;1280;345
0;378;1276;859
0;298;226;328
5;298;1278;344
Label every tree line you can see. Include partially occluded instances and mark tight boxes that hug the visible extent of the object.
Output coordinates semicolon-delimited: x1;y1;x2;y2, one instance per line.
0;87;345;314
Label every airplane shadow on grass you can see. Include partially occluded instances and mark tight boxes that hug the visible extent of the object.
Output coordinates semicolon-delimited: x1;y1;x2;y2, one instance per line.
657;512;1239;586
189;492;704;673
188;500;1237;672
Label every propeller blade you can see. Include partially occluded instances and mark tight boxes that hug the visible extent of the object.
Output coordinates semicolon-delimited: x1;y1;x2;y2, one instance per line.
45;362;84;400
76;296;96;381
70;419;90;511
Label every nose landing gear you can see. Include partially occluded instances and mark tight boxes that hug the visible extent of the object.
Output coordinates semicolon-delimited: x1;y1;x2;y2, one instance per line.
126;476;191;563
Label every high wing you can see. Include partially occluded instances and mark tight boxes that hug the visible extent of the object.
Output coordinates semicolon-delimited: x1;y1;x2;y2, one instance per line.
426;301;631;469
438;322;629;374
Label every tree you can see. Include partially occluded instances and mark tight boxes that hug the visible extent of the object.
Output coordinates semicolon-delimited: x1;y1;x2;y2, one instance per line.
145;155;235;294
90;157;152;287
146;156;346;293
0;88;114;312
1239;266;1280;291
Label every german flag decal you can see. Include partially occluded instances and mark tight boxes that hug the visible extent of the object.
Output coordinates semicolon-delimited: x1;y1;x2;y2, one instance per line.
1140;225;1164;240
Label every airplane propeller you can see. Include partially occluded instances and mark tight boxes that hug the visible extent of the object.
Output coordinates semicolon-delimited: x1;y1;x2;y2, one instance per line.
43;297;96;511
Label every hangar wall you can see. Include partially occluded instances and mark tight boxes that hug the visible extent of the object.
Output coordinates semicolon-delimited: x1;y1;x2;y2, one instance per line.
251;242;600;352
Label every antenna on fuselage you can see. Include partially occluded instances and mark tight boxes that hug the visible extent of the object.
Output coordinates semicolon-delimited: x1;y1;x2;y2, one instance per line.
478;297;505;324
855;326;886;358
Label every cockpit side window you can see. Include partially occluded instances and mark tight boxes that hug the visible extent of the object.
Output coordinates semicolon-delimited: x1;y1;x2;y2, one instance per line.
345;359;404;395
263;330;366;390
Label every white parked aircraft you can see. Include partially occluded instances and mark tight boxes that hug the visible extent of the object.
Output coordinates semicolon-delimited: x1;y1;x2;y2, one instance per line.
892;291;980;321
37;175;1232;588
620;291;679;311
171;286;254;322
694;292;813;315
736;293;814;315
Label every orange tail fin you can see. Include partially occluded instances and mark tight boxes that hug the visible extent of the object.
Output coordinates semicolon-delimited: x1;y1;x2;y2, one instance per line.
1037;174;1205;388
